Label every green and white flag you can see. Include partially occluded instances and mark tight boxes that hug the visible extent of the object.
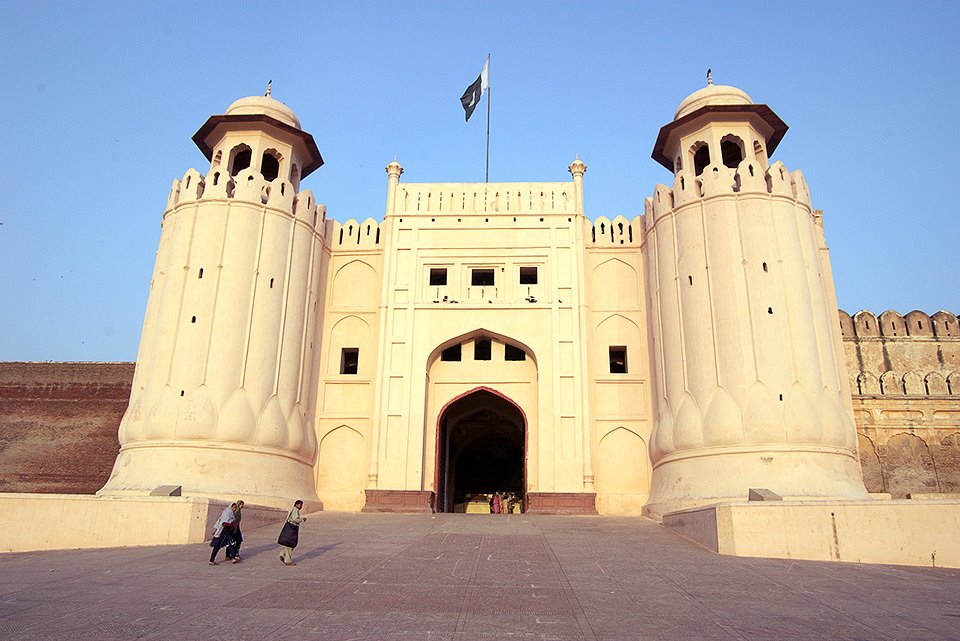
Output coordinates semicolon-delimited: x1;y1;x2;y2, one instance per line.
460;57;490;122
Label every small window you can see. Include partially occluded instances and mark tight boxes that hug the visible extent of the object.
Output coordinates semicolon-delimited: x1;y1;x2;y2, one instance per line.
504;344;525;361
340;348;359;375
471;269;495;286
519;267;538;285
474;339;491;361
441;344;462;361
609;346;627;374
430;268;448;286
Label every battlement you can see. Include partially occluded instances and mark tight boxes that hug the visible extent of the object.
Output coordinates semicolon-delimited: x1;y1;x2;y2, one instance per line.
166;167;326;230
840;309;959;340
586;215;643;246
641;160;813;228
327;217;382;249
393;182;576;216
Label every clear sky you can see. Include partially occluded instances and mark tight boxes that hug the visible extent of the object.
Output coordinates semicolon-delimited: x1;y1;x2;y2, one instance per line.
0;2;957;362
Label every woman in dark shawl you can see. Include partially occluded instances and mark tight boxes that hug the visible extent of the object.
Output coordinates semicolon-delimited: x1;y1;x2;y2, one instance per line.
208;502;237;565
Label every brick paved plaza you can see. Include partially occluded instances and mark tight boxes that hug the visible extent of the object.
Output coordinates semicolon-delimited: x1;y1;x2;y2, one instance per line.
0;513;957;640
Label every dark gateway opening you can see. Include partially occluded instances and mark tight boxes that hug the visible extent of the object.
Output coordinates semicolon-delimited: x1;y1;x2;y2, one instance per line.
435;388;525;513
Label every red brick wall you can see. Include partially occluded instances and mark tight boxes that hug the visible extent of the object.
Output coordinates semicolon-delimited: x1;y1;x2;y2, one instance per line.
0;362;132;494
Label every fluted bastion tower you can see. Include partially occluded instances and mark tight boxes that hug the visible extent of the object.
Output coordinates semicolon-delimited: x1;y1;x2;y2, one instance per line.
642;80;869;516
99;92;326;507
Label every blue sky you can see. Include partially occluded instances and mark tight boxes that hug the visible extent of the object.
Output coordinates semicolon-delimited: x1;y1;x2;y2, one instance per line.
0;2;957;361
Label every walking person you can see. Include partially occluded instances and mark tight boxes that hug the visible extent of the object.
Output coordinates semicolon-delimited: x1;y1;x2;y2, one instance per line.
208;502;237;565
278;499;306;566
225;500;244;563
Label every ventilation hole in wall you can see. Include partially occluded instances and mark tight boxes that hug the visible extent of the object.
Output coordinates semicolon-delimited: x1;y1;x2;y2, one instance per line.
185;176;191;189
865;320;870;329
457;218;461;222
591;227;596;242
485;218;489;222
680;176;685;190
269;278;274;289
918;321;923;330
180;390;185;396
600;223;605;234
367;225;371;235
779;394;783;401
339;228;343;244
749;165;755;177
688;275;693;285
628;225;633;242
568;217;571;222
431;218;435;222
513;217;516;222
213;172;220;186
767;307;773;314
191;316;196;323
375;228;380;244
280;183;286;196
400;218;403;222
540;217;544;222
198;268;204;279
762;262;768;272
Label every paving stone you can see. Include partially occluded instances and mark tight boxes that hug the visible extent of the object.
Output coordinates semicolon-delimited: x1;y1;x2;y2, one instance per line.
0;513;958;640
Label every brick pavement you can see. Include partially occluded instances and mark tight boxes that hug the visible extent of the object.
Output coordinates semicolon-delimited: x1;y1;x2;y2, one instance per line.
0;512;957;640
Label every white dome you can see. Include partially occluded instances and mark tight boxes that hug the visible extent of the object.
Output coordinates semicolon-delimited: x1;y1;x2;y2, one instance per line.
225;95;300;129
674;84;753;120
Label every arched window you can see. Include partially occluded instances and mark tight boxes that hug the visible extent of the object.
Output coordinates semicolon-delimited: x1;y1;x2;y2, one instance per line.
691;142;710;176
261;150;281;182
229;145;252;177
720;135;745;169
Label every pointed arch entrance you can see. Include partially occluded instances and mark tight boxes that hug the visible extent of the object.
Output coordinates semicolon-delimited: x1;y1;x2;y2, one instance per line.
435;387;526;513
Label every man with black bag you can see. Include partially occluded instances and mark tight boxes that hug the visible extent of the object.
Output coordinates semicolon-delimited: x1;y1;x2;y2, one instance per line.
278;499;306;566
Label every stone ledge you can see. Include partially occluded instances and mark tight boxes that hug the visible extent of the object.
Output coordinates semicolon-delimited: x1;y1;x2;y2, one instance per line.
362;489;434;513
0;494;287;553
526;492;597;515
663;499;960;568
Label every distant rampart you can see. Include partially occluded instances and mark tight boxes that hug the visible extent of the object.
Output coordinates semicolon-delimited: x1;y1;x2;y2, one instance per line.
840;310;960;496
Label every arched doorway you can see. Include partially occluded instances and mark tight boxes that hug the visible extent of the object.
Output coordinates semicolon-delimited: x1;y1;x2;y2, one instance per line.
435;388;526;512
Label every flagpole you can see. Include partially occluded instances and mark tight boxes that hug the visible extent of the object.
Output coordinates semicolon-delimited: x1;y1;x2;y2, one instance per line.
485;53;491;183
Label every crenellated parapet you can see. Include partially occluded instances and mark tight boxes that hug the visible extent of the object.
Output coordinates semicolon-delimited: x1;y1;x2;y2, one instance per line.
164;167;325;232
642;160;814;231
586;214;643;246
840;309;959;339
393;182;576;216
840;309;960;398
328;217;383;249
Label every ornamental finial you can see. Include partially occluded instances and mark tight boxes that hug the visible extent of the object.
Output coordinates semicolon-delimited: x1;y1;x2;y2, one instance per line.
265;80;272;97
707;68;713;86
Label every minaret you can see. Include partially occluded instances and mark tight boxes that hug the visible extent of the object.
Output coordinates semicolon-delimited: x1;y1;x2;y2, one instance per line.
99;89;327;508
642;78;868;516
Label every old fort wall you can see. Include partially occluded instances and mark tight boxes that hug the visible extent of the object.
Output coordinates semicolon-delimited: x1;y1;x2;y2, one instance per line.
3;308;959;501
840;309;960;496
0;362;131;494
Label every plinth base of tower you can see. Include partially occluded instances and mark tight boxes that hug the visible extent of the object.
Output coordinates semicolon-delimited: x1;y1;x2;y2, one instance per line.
98;442;321;510
0;493;288;553
661;498;960;569
643;445;869;519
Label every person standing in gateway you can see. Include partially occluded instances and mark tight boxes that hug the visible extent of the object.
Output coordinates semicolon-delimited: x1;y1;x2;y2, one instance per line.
277;500;306;566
